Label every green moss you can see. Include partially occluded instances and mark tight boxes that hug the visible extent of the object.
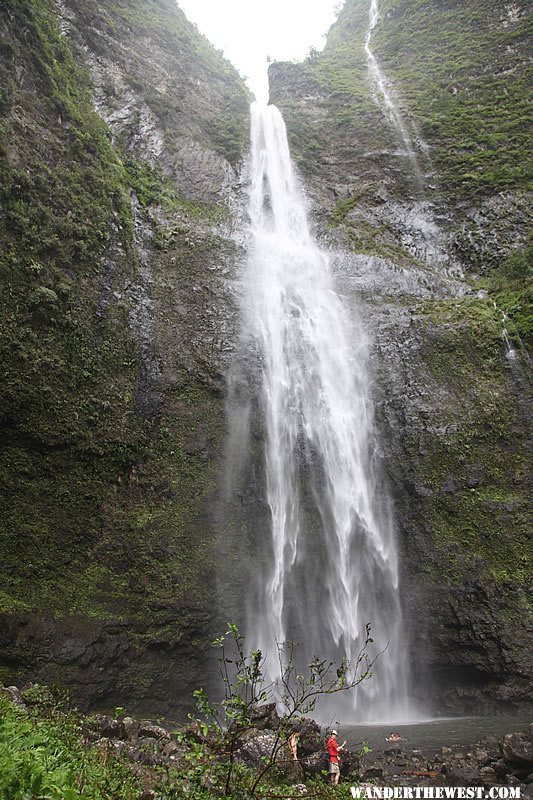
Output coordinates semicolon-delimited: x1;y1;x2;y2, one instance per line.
0;0;228;636
407;297;530;586
372;0;532;197
0;0;142;621
0;371;225;629
474;240;533;349
327;188;428;264
277;0;531;200
124;158;225;222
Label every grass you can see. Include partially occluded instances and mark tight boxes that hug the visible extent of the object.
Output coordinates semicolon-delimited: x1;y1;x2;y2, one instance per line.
372;0;532;196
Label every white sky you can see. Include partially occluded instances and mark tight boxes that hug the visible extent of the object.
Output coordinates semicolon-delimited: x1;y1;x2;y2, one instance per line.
176;0;342;101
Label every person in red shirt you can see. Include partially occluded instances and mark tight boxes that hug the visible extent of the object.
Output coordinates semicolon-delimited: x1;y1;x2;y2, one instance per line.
327;729;347;786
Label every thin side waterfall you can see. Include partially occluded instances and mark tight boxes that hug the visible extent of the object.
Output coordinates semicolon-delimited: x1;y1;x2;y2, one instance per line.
238;101;411;721
365;0;424;185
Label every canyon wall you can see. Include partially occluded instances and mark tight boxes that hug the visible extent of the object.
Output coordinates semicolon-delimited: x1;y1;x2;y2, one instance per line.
269;0;532;712
0;0;248;715
0;0;530;715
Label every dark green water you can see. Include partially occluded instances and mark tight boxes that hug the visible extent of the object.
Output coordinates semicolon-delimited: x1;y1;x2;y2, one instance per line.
341;715;532;754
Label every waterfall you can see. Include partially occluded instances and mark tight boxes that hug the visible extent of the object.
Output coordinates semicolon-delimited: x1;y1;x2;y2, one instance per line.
236;101;411;721
365;0;423;184
363;0;466;280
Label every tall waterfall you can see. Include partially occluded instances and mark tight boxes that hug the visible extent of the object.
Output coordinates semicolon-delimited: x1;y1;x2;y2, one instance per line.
365;0;423;184
238;101;410;721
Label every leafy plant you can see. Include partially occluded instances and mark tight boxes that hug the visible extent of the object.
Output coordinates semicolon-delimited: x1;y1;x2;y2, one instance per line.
187;622;378;797
0;693;142;799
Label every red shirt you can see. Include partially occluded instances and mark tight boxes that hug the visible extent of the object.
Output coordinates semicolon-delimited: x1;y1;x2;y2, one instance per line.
327;736;340;762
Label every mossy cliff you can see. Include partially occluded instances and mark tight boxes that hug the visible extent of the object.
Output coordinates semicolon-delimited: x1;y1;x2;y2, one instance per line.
0;0;249;714
0;0;531;719
269;0;532;712
319;0;531;196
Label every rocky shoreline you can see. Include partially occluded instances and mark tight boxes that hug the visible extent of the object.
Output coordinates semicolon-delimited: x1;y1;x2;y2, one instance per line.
3;686;531;798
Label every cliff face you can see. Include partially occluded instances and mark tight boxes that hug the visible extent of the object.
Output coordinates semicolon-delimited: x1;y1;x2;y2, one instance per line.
0;0;248;714
269;0;532;713
0;0;530;718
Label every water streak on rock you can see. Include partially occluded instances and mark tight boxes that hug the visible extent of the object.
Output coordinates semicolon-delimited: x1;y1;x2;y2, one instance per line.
365;0;423;185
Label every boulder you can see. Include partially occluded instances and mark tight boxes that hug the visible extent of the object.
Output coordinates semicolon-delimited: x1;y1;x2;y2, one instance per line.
361;766;383;780
249;702;280;730
234;728;279;769
479;766;498;785
135;738;166;767
502;727;533;768
233;727;306;780
89;714;122;738
138;721;170;740
0;686;24;706
441;765;481;786
301;750;328;776
384;746;402;756
295;718;322;755
491;758;510;778
474;749;490;766
341;749;361;776
185;720;218;745
284;759;305;782
162;740;189;764
122;716;139;741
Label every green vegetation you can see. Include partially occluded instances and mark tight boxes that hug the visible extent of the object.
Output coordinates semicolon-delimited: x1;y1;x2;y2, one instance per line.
191;624;372;797
0;690;142;799
406;297;530;586
275;0;531;200
373;0;532;196
480;240;533;349
0;628;371;800
0;0;242;704
0;0;144;621
0;688;360;799
328;191;426;264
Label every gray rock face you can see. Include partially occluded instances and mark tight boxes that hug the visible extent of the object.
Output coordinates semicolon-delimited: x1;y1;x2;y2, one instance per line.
56;0;250;202
0;0;249;716
234;728;279;769
266;12;532;716
454;192;533;274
